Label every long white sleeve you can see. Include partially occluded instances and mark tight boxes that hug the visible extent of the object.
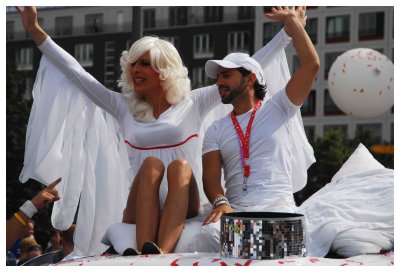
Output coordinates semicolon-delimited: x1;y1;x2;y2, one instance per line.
38;36;125;119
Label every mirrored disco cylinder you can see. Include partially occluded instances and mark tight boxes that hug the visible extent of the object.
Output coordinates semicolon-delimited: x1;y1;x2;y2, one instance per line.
221;212;306;259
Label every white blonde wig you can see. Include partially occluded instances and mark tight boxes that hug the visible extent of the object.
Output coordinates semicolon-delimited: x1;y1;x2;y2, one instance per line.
119;36;191;122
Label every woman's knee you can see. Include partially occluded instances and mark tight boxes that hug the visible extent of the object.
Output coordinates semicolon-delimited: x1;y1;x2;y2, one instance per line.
139;156;165;186
167;159;193;187
142;156;164;171
168;159;192;174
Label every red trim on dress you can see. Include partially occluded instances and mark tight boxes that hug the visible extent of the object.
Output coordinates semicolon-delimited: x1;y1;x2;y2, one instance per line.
125;134;198;150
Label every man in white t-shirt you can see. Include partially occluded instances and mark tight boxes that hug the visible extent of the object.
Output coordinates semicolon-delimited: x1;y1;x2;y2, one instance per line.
195;6;319;251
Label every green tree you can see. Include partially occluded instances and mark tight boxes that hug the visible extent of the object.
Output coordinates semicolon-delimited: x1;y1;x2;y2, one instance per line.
350;127;393;169
295;127;393;205
295;129;351;205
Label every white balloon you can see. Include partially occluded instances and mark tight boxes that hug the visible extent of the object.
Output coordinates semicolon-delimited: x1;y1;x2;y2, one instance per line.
328;48;394;118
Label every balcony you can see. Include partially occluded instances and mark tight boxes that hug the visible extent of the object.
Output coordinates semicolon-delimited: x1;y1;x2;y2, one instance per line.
7;23;133;41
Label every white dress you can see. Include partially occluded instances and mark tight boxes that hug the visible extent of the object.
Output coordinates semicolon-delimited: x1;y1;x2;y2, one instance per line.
19;29;312;256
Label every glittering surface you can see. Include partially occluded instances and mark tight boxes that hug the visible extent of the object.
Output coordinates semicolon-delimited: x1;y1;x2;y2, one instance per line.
221;213;306;260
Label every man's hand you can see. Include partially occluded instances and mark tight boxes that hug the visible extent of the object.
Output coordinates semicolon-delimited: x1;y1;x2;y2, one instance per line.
264;6;307;28
265;6;307;36
203;204;234;225
31;178;62;209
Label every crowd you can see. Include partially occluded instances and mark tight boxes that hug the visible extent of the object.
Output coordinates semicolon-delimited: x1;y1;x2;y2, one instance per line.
6;179;76;266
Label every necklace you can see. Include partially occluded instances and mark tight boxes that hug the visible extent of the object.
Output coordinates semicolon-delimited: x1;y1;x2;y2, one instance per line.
230;100;262;193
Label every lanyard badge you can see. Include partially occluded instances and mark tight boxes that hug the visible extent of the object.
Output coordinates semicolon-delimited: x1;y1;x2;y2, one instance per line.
230;100;262;193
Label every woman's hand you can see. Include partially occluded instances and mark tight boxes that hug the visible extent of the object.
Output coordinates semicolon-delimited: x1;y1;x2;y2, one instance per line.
16;6;38;32
16;6;47;45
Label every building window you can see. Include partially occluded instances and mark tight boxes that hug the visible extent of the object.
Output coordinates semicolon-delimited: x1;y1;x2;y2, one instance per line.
193;34;214;59
304;126;315;141
323;124;347;139
15;47;33;71
356;123;382;142
75;43;94;67
263;22;281;44
192;67;209;88
23;77;34;100
169;7;188;26
204;7;223;23
301;90;316;116
117;11;124;31
228;31;250;53
326;15;350;43
104;41;116;90
163;36;180;50
55;16;72;36
305;18;318;44
359;12;384;41
6;21;14;40
144;9;155;29
324;51;344;79
238;7;254;20
85;13;103;33
324;89;345;115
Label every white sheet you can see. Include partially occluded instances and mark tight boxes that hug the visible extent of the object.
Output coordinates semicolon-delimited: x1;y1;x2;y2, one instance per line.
298;168;394;257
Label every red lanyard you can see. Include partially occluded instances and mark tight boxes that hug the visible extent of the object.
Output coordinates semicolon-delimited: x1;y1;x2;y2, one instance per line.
230;100;262;191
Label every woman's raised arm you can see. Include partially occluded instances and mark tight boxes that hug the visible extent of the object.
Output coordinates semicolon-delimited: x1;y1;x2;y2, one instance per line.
16;6;124;119
16;6;47;46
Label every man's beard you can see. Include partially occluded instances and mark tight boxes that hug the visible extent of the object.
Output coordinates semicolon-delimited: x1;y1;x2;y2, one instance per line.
220;78;246;104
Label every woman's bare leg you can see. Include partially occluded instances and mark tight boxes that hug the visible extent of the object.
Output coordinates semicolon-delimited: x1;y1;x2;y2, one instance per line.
157;159;200;253
122;156;165;250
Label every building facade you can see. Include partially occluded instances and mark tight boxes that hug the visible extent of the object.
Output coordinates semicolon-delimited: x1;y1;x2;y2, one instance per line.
6;6;394;142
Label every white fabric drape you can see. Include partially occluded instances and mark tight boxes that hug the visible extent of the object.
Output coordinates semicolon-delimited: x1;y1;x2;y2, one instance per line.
20;57;131;255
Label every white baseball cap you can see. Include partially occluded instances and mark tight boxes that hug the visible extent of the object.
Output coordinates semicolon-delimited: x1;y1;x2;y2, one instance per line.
205;53;266;85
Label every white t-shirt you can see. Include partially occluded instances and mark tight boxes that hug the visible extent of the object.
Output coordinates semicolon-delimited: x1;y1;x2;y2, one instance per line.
203;89;300;212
